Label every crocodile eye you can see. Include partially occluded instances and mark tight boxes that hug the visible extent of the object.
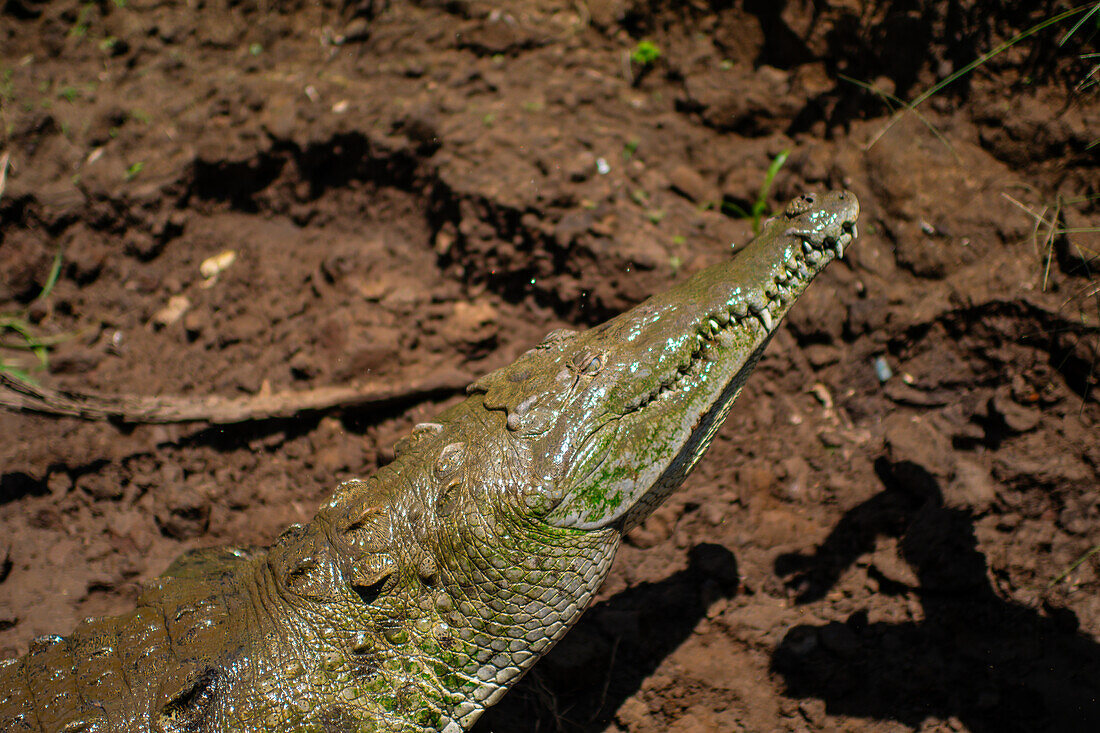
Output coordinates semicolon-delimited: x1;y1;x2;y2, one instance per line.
340;506;389;553
573;351;603;376
434;442;466;481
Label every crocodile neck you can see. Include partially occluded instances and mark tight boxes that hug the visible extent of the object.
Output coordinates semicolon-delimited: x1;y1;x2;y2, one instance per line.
207;397;622;731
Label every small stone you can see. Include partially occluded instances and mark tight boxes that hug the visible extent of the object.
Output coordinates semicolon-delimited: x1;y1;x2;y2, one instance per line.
77;472;124;501
804;343;840;368
152;295;191;328
199;250;237;281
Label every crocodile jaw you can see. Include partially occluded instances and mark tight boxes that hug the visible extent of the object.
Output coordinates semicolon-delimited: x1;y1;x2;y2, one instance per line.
544;190;860;530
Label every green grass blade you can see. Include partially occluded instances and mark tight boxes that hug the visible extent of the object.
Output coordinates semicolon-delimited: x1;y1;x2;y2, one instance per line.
36;248;64;302
759;150;789;204
839;74;961;161
751;149;789;234
869;4;1095;149
1047;544;1100;590
910;5;1091;109
0;362;40;385
720;201;751;219
1059;1;1100;45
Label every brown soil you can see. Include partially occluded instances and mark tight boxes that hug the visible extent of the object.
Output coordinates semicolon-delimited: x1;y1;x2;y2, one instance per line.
1;1;1098;731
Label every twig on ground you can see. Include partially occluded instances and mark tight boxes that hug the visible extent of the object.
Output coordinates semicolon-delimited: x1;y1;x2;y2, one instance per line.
0;370;473;424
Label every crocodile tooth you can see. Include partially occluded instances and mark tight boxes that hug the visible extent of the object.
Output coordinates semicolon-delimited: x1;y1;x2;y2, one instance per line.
834;239;844;259
801;240;813;256
708;318;720;335
759;308;774;332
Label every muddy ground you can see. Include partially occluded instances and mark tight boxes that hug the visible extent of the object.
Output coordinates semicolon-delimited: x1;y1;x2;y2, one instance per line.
1;1;1099;731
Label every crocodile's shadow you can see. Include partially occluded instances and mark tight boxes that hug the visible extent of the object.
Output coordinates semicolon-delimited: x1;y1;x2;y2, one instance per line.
473;542;739;733
771;458;1100;732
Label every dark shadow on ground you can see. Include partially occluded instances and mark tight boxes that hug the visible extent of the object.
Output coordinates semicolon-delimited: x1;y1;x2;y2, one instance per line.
473;543;739;733
771;459;1100;732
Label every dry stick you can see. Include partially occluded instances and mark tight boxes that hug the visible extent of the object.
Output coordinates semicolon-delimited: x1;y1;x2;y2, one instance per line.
0;370;473;424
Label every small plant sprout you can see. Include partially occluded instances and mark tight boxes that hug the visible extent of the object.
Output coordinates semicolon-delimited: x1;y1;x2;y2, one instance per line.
668;254;683;275
125;161;144;180
69;2;94;38
0;248;66;382
630;41;661;67
722;149;790;235
625;40;662;84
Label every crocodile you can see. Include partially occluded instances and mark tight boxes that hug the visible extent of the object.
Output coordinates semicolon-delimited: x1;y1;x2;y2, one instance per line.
0;190;859;732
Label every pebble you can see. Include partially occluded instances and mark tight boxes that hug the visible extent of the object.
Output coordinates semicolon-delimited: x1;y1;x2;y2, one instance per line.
152;295;191;328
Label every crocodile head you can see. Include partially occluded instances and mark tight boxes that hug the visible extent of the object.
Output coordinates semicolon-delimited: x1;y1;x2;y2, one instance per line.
266;190;858;733
472;190;859;530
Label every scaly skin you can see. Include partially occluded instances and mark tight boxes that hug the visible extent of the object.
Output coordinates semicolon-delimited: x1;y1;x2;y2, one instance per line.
0;190;859;732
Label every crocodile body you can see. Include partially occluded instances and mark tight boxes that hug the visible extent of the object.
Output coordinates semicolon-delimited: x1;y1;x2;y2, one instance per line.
0;190;859;732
